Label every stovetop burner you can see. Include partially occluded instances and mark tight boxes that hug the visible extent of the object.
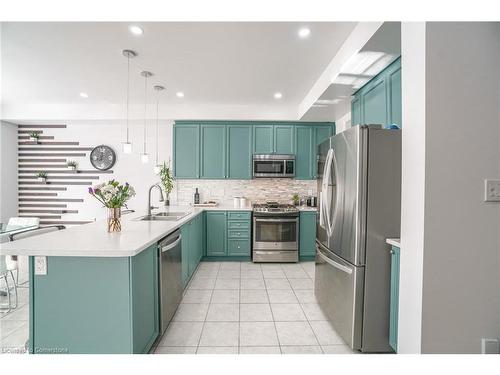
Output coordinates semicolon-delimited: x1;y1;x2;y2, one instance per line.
252;201;299;215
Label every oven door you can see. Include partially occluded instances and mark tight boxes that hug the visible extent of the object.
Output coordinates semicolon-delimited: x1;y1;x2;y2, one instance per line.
253;217;298;250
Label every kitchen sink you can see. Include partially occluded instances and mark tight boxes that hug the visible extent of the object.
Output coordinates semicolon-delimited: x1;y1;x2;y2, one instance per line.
135;211;190;221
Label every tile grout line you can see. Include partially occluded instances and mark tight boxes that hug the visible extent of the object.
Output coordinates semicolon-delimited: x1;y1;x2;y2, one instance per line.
263;268;282;354
282;262;324;353
195;262;219;354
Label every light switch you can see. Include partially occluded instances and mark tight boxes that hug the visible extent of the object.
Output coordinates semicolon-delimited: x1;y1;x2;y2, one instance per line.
34;256;47;275
484;179;500;202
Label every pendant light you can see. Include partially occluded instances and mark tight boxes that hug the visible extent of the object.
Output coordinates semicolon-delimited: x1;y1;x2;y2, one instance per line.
121;50;137;154
140;70;153;163
153;85;165;174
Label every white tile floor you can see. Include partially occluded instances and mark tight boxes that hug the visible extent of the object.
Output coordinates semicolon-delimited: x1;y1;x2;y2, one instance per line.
153;261;356;354
0;286;30;354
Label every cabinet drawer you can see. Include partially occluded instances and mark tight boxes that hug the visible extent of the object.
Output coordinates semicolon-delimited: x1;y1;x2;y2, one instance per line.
227;211;251;220
227;221;250;229
227;239;251;256
227;229;250;239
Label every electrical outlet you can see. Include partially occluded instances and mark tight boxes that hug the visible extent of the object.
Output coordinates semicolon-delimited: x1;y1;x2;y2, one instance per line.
481;338;499;354
484;179;500;202
34;256;47;275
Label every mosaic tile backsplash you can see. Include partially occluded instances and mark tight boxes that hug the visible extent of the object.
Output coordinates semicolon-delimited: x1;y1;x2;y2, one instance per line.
174;179;317;206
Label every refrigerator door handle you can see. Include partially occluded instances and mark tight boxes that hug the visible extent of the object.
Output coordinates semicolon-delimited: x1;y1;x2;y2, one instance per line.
328;150;341;238
320;149;334;233
317;244;353;275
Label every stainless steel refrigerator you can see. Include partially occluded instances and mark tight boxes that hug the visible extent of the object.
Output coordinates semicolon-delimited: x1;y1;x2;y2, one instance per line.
315;125;401;352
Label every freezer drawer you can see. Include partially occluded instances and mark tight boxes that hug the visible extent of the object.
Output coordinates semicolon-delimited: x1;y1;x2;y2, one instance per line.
314;242;364;350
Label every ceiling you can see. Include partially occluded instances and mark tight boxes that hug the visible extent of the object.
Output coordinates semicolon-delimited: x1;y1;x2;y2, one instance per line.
1;22;358;121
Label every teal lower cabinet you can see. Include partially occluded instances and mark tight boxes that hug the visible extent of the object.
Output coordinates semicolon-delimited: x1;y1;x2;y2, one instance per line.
181;213;205;288
28;244;159;354
205;210;251;259
299;211;317;258
389;245;401;352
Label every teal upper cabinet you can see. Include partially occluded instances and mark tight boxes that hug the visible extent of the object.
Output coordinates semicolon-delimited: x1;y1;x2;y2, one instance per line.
227;125;252;179
274;125;295;154
174;121;334;180
253;125;274;154
206;211;227;256
362;77;387;125
173;124;199;178
295;126;313;180
351;96;362;126
200;124;226;179
351;57;402;128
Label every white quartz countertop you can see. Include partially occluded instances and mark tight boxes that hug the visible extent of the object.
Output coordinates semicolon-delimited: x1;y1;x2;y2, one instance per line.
0;205;252;258
386;238;401;247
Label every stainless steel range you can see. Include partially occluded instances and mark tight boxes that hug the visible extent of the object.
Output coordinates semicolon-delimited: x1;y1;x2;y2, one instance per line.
252;202;299;263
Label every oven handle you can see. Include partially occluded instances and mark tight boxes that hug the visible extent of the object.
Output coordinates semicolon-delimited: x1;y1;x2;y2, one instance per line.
254;218;299;223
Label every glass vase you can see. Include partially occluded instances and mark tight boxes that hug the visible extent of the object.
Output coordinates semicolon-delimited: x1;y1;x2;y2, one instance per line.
107;207;122;232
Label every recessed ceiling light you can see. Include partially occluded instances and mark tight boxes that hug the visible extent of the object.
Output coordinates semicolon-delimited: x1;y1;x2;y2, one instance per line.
274;92;283;100
176;92;185;98
129;25;143;35
298;27;311;39
79;92;88;98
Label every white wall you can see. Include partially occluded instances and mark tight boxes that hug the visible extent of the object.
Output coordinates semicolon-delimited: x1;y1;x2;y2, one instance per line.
0;121;19;223
334;111;351;133
398;22;426;354
420;22;500;353
399;22;500;353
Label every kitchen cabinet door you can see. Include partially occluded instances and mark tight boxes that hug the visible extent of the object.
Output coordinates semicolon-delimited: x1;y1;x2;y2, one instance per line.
362;77;388;126
206;211;227;256
200;124;226;179
173;125;200;178
181;223;191;288
227;125;252;179
351;95;362;126
253;125;274;154
299;211;317;257
295;126;313;179
274;125;295;154
312;125;333;179
389;245;400;352
387;60;402;127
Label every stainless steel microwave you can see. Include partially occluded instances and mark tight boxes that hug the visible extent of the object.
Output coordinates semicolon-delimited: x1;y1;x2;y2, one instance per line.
252;154;295;178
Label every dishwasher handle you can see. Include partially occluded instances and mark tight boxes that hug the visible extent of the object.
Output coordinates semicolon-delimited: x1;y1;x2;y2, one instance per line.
160;235;182;253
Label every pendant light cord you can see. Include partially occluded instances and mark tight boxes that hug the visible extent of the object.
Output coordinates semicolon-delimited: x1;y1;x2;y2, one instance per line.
126;56;130;143
156;90;160;165
143;74;148;154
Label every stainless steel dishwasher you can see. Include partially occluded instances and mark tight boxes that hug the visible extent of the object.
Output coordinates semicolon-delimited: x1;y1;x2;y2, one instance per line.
158;229;183;335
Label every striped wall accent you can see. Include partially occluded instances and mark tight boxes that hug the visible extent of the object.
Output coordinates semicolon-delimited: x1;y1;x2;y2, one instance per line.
17;125;108;226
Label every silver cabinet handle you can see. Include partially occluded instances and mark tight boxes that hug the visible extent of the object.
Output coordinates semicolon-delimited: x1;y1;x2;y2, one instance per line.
316;246;353;275
161;236;182;253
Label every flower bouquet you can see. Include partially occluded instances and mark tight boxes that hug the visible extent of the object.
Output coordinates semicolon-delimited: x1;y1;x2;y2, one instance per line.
88;180;136;232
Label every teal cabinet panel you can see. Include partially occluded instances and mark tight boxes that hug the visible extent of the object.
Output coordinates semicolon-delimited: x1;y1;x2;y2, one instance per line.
206;211;227;256
387;63;402;127
389;245;400;352
29;245;159;354
227;229;250;239
173;125;199;178
351;96;362;126
295;126;313;180
200;124;226;179
227;125;252;179
227;211;251;220
181;223;191;288
131;244;159;353
274;125;295;154
253;125;274;154
299;211;317;257
362;77;387;126
314;125;333;148
227;239;250;256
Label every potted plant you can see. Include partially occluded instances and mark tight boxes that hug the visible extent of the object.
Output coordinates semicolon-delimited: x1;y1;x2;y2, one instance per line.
36;171;47;183
29;131;40;143
88;180;136;232
67;160;78;171
159;161;174;206
292;193;300;206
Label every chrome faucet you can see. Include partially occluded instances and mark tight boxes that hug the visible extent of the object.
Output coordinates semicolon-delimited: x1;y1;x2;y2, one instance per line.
148;183;165;216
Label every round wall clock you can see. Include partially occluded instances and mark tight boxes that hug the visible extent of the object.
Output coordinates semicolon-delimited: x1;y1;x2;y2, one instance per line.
90;145;116;171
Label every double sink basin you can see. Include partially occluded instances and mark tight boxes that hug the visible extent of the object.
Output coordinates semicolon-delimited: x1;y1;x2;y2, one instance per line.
135;211;190;221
